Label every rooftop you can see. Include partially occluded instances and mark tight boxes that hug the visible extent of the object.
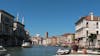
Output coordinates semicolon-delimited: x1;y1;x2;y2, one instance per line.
75;12;100;25
0;10;15;18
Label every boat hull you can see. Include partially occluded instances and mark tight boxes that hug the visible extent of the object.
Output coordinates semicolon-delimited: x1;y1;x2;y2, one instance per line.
22;42;32;48
22;46;32;48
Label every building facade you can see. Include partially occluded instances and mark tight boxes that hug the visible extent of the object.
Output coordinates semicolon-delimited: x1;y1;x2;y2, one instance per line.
0;10;14;46
0;10;30;46
13;21;26;46
51;36;57;46
65;33;75;44
75;12;100;47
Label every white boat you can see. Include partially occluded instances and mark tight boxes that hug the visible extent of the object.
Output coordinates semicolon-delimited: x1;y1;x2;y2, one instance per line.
0;46;7;56
22;42;32;48
56;48;71;55
54;48;100;56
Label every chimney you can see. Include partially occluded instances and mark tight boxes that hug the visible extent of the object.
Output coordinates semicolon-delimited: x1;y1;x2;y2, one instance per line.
90;12;94;20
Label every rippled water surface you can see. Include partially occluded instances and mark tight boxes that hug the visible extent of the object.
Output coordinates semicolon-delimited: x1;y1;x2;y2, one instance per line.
6;46;59;56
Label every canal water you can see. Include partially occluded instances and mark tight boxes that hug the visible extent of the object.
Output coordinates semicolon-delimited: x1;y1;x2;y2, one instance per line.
6;46;59;56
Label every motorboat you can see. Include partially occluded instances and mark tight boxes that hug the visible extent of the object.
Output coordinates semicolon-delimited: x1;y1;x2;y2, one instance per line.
55;48;100;56
22;42;32;48
56;47;72;55
0;46;7;56
56;48;71;55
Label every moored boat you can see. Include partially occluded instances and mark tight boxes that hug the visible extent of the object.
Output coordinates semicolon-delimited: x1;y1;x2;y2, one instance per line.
56;48;71;55
22;42;32;48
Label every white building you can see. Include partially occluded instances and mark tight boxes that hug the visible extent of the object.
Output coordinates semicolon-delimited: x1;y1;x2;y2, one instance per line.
42;39;47;46
75;12;100;47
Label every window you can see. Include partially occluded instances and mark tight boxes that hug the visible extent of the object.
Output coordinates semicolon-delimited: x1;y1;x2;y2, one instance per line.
98;40;100;46
96;31;99;35
86;22;88;28
96;22;98;28
86;30;88;37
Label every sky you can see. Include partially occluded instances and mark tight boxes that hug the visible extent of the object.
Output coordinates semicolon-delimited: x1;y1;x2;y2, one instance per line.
0;0;100;37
